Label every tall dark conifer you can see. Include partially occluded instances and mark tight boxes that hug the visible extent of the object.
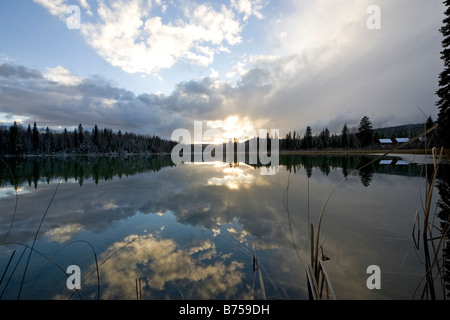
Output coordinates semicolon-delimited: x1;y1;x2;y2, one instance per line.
304;126;312;149
357;116;373;148
92;124;99;149
32;122;39;153
341;123;349;148
9;121;22;155
436;0;450;148
78;123;84;145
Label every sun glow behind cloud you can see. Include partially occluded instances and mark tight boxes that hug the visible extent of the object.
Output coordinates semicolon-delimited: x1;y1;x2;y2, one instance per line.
205;115;268;144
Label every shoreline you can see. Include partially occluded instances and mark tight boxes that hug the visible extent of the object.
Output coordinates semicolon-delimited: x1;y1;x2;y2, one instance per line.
2;149;449;160
279;148;450;156
0;152;173;158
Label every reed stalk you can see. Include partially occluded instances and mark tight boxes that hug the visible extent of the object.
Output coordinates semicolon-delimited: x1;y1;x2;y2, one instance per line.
412;146;450;299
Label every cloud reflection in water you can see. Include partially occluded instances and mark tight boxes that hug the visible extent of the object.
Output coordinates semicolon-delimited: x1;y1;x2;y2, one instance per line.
87;233;247;300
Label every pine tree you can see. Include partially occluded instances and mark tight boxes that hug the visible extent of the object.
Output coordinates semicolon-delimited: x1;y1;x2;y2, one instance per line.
44;126;51;154
304;126;313;149
9;121;22;156
32;122;39;153
341;123;349;148
323;128;330;148
25;124;33;153
357;116;373;148
78;123;84;145
436;0;450;148
73;128;79;149
63;128;70;152
92;124;99;150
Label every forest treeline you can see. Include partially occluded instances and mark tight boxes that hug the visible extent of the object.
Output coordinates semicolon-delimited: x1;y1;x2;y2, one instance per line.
0;115;436;156
279;116;435;150
0;122;177;156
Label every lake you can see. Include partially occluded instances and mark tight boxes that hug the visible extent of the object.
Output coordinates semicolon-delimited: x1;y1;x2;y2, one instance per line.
0;153;448;300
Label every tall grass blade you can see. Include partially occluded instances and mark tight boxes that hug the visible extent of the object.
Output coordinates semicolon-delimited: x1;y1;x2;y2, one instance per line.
413;210;421;250
0;158;20;243
17;178;62;300
258;268;266;300
0;242;83;299
0;250;15;288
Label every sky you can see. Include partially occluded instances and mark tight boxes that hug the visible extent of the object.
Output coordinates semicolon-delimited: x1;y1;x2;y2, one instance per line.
0;0;446;141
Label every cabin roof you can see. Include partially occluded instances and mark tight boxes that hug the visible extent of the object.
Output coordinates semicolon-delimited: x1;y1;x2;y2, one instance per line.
379;159;410;165
394;138;409;143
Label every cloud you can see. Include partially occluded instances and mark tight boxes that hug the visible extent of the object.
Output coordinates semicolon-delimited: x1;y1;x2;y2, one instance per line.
238;0;445;134
78;0;93;16
33;0;69;17
44;66;83;86
81;1;245;74
1;1;445;138
0;62;253;138
231;0;264;20
0;63;43;80
0;62;268;139
0;63;173;134
34;0;259;75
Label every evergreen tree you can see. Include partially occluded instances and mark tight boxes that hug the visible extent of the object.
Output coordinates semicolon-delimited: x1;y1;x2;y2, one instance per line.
357;116;373;147
44;126;51;154
73;128;79;149
322;128;330;148
425;116;435;143
436;0;450;148
9;121;22;155
33;122;40;153
0;127;5;156
285;131;292;150
63;128;70;152
304;126;313;149
341;123;349;148
78;123;84;145
25;124;33;153
92;124;99;151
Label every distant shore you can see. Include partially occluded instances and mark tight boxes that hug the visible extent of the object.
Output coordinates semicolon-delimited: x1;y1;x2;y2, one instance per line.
279;148;449;156
2;148;449;161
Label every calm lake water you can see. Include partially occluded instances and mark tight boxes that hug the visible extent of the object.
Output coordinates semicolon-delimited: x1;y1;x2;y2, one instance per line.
0;154;448;300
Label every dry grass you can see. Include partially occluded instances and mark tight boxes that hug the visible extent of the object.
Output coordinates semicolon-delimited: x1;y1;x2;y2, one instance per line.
412;147;449;299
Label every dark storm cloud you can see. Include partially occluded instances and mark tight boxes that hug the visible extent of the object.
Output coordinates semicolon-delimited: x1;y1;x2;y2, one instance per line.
159;77;233;119
0;63;43;80
0;63;175;135
0;63;246;137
